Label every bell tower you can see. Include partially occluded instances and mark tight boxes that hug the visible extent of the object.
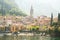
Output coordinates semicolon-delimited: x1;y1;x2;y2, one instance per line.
30;6;33;17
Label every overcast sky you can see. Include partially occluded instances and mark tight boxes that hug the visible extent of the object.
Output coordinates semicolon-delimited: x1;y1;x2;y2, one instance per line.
15;0;60;17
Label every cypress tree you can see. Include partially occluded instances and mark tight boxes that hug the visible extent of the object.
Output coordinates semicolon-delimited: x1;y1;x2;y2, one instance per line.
58;13;60;25
50;13;53;26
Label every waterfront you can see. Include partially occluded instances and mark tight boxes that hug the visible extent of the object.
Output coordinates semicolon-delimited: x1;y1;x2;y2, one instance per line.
0;35;60;40
0;0;60;40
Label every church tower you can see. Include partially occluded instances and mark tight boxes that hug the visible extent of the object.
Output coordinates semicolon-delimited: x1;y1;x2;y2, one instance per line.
30;6;33;17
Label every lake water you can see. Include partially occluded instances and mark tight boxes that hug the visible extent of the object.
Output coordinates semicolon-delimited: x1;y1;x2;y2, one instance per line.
0;35;60;40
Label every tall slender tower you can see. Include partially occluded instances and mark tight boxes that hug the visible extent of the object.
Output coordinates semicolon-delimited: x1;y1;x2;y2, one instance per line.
30;6;33;17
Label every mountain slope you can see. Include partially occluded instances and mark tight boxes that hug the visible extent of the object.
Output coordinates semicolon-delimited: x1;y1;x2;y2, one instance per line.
0;0;27;16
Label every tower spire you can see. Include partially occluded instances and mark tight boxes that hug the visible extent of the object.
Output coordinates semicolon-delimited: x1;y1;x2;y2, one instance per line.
30;5;33;17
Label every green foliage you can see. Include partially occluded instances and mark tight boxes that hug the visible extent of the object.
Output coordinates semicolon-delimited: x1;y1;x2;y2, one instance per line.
31;26;39;31
52;22;58;27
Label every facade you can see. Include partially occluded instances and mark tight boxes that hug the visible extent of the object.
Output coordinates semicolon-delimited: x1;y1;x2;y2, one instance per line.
37;15;50;26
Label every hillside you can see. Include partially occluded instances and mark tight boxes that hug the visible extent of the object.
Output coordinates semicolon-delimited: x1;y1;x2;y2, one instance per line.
0;0;27;16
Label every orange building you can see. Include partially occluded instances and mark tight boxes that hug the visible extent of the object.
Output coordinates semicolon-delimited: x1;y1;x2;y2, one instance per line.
10;25;18;32
10;23;24;32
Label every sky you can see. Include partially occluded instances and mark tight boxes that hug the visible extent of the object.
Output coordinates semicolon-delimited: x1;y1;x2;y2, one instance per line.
15;0;60;17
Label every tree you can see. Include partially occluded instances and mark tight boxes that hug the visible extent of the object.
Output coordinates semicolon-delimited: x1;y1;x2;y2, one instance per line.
58;13;60;25
50;13;53;26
